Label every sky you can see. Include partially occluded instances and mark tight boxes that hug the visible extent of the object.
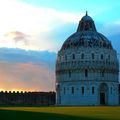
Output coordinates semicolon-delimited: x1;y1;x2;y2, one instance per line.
0;0;120;91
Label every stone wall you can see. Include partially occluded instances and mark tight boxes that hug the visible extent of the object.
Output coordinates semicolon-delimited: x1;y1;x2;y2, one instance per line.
0;91;55;105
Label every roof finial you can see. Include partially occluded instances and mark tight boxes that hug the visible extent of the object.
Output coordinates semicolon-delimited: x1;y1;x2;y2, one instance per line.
86;11;88;16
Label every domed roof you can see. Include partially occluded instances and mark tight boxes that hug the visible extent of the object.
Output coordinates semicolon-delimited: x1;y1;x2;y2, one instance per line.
61;12;113;51
81;11;93;21
61;31;112;50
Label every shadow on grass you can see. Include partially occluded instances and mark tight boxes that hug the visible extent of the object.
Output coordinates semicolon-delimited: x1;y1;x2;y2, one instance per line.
0;109;102;120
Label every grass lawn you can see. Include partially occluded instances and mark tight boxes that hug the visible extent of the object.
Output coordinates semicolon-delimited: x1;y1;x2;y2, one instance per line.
0;106;120;120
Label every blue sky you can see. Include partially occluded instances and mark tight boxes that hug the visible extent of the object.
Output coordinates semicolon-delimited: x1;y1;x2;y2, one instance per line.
0;0;120;91
0;0;119;52
22;0;120;22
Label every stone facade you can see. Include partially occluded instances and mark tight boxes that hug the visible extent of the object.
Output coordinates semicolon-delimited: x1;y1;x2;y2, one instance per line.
0;91;55;105
56;12;119;106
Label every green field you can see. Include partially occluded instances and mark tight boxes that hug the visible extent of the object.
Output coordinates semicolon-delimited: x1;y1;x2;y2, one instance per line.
0;106;120;120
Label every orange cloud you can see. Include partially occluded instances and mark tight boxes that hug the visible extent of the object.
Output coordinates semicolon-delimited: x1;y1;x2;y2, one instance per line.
0;61;55;92
5;31;29;45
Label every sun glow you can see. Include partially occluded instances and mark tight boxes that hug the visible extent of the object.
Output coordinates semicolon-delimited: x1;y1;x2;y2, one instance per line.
0;88;42;93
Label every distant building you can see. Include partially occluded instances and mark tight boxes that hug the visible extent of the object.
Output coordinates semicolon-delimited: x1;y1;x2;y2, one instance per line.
0;91;55;105
56;12;119;105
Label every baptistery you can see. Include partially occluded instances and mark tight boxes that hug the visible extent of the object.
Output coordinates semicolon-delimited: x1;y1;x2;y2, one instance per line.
56;12;119;105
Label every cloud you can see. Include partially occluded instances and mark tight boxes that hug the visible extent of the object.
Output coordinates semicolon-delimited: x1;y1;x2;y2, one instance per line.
0;48;56;91
5;31;29;45
0;61;55;91
0;48;56;67
0;0;83;51
0;0;119;52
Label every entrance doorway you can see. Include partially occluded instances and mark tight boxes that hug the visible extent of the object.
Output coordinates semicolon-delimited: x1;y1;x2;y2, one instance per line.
100;92;105;105
99;83;108;105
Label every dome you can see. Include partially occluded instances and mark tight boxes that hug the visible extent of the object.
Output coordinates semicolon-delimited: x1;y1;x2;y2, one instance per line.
81;15;93;21
61;31;113;50
61;12;113;50
81;11;93;21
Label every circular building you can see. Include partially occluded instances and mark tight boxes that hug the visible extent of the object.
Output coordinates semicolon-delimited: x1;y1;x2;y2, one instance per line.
55;12;119;106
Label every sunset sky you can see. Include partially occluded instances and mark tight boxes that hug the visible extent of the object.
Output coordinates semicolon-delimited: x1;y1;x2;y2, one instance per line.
0;0;120;92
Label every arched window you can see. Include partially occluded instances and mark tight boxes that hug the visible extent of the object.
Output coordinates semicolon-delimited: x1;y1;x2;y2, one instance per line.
108;55;110;60
92;53;94;59
82;87;84;95
64;87;66;94
92;87;94;94
81;53;84;59
110;87;112;94
69;70;71;78
101;70;104;77
85;69;88;77
101;54;103;60
72;54;75;59
102;71;104;77
65;55;67;61
80;22;84;31
89;22;93;30
72;87;74;94
85;22;89;30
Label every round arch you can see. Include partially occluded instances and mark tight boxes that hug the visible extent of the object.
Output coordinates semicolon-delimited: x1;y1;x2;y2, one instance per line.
99;83;108;105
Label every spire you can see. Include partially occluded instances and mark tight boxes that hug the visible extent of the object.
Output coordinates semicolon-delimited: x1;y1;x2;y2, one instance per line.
86;11;88;16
